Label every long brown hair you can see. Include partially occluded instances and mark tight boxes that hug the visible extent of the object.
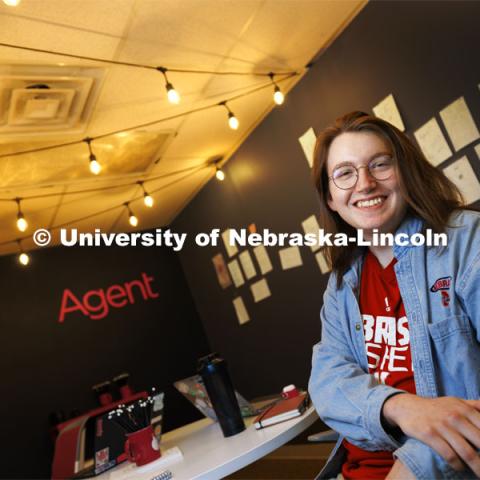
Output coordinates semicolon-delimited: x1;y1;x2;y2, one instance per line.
312;111;464;285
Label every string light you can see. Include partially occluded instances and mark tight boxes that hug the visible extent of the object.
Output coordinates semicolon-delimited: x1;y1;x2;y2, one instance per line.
1;164;206;254
85;138;101;175
215;165;225;181
125;203;138;227
0;163;204;203
138;182;154;207
269;73;284;105
273;86;284;105
219;101;239;130
17;240;30;266
157;67;180;104
0;72;298;257
19;252;29;265
15;198;28;232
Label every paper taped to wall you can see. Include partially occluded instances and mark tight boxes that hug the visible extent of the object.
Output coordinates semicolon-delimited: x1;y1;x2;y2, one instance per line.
315;250;331;275
250;278;271;303
279;246;303;270
227;259;245;287
253;245;273;275
414;117;452;166
373;94;405;131
212;253;232;289
239;250;257;280
233;296;250;325
443;156;480;205
301;215;321;251
222;229;238;257
298;127;317;168
440;97;480;151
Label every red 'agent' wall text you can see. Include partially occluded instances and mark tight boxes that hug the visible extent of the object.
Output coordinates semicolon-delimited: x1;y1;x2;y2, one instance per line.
58;272;159;323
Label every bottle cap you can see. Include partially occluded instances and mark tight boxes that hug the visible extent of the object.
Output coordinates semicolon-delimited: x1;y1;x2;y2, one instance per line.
197;353;220;372
282;384;299;399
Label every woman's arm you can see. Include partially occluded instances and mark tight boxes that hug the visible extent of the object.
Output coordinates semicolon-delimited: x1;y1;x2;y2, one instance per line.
308;276;404;451
382;394;480;476
385;459;416;480
309;273;480;479
382;242;480;478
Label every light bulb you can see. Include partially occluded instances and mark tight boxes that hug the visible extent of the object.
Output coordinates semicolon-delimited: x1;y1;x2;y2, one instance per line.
90;158;101;175
17;215;27;232
228;113;239;130
144;194;154;208
167;85;180;104
3;0;21;6
129;214;138;227
273;87;284;105
215;168;225;181
19;252;30;266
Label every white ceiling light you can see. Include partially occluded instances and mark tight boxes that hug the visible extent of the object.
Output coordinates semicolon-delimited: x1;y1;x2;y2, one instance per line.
219;101;239;130
138;182;154;207
85;138;102;175
15;198;28;232
16;240;29;266
269;73;285;105
157;67;180;104
125;203;138;227
215;166;225;181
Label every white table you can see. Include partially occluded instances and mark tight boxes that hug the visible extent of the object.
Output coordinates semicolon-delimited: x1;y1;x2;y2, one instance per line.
101;405;318;480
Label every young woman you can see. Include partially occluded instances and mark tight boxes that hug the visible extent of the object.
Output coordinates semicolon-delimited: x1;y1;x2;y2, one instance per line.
308;111;480;480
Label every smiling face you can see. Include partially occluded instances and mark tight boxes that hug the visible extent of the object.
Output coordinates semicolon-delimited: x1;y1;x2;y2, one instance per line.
326;131;407;236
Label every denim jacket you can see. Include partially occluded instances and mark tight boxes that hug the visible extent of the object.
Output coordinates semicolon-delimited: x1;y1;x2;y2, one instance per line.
308;210;480;479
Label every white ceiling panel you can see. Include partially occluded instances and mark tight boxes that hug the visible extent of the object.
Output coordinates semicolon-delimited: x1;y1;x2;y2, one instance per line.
0;0;366;258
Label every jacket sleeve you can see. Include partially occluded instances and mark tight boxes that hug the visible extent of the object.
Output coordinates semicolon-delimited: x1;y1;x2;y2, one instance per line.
394;438;475;480
307;279;468;477
458;247;480;341
308;274;405;451
393;213;480;479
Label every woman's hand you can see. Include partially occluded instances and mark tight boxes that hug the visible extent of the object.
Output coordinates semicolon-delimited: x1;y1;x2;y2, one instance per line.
382;394;480;476
385;459;416;480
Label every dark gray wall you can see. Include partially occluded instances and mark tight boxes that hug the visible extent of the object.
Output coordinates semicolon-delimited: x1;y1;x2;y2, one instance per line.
0;242;210;478
173;1;480;399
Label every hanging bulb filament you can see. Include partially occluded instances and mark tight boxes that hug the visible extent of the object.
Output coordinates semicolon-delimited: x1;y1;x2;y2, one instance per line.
215;166;225;181
220;101;239;130
138;182;154;207
269;73;284;105
157;67;180;104
17;240;30;266
85;138;101;175
15;198;28;232
125;203;138;227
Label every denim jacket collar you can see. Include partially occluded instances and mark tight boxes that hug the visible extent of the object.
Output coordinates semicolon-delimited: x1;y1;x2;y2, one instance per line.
343;214;424;289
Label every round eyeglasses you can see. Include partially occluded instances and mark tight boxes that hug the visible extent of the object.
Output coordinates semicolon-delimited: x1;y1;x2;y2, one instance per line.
328;155;395;190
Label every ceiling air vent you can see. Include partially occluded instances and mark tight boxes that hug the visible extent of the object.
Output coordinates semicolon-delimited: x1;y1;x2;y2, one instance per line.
0;65;106;138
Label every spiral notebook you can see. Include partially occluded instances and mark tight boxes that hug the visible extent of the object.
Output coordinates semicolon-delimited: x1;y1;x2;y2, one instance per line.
151;470;172;480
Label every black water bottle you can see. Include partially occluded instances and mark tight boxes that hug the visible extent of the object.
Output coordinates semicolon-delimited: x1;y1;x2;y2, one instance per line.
197;353;245;437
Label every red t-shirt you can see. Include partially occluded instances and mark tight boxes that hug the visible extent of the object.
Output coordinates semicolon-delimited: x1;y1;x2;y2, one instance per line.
342;252;416;480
